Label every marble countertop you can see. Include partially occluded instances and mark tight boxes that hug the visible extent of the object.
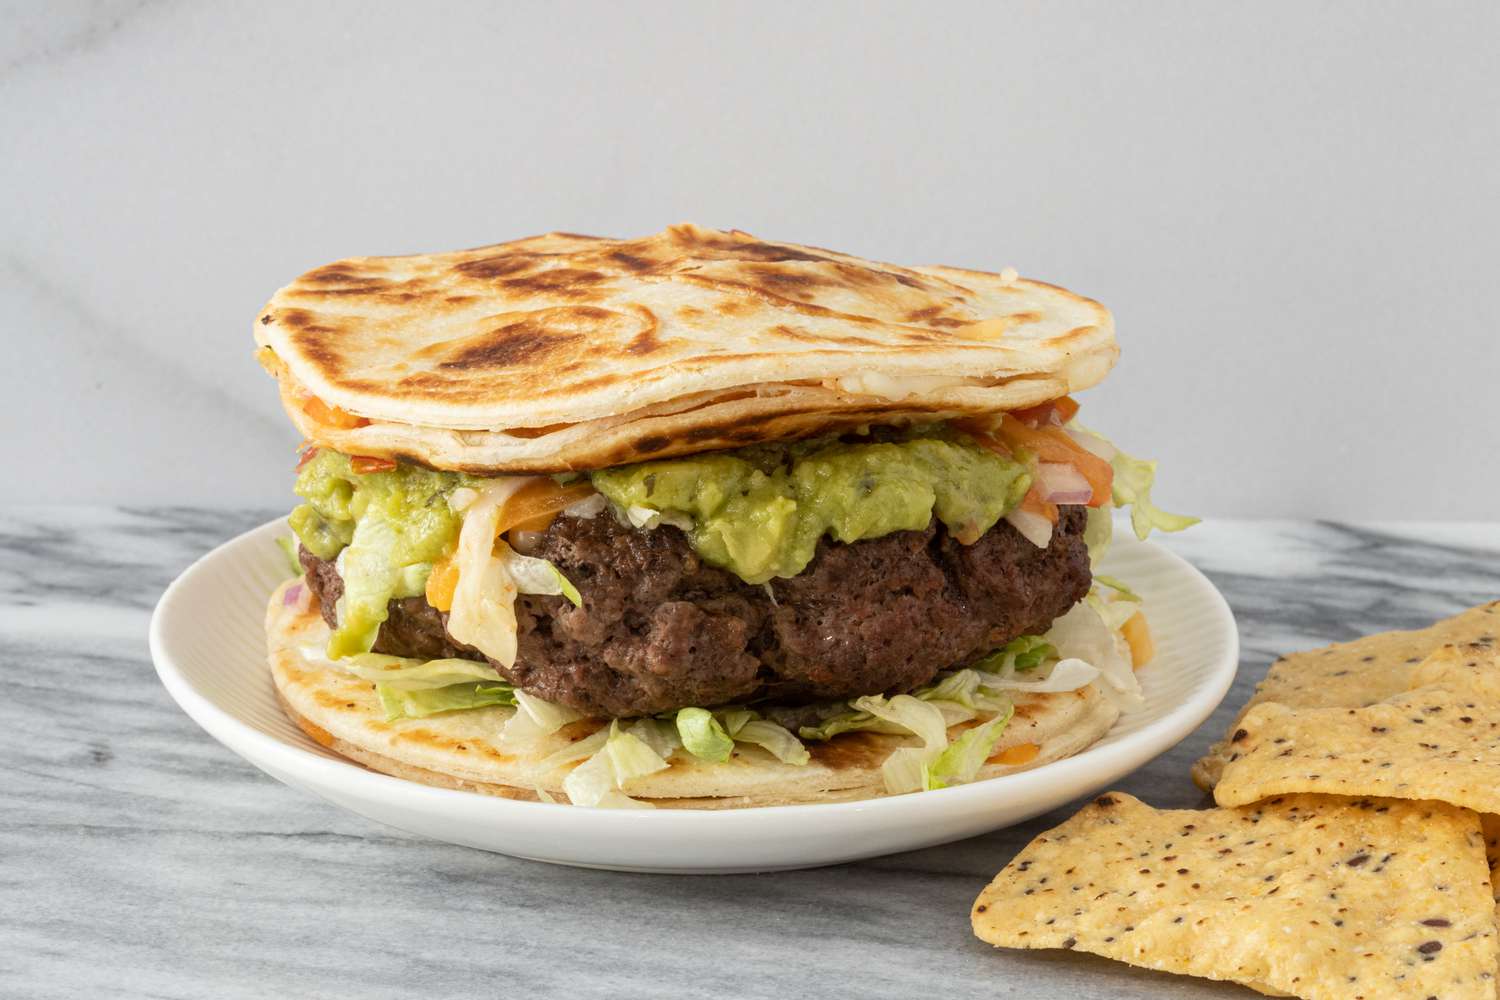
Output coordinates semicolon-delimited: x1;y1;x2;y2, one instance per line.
6;508;1499;1000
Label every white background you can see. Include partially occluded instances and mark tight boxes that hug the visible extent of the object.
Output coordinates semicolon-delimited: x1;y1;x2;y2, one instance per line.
6;1;1496;518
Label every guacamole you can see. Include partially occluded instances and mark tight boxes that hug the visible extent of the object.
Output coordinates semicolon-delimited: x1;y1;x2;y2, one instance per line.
289;429;1031;654
591;432;1031;584
289;450;463;656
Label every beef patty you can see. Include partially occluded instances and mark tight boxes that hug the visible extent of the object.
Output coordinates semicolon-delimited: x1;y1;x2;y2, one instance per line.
300;506;1092;718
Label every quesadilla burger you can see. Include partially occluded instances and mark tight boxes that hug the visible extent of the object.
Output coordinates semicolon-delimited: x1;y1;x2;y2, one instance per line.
255;224;1195;809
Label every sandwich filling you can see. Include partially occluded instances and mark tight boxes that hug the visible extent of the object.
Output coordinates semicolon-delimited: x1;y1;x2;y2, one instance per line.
281;402;1193;803
291;425;1034;657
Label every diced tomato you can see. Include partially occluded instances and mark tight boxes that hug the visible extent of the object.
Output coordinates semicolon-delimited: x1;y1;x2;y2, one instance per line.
425;557;460;612
971;431;1013;458
302;395;370;430
1122;610;1155;668
996;415;1112;506
500;480;599;536
1011;395;1080;427
350;455;398;474
294;445;319;471
1019;485;1059;525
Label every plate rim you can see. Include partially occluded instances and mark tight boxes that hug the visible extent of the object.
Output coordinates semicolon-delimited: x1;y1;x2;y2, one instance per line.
151;516;1238;826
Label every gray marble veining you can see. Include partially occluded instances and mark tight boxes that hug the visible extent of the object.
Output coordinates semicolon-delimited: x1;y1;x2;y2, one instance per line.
3;509;1498;999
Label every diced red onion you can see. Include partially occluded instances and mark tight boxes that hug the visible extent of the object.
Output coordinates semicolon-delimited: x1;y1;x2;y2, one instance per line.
1065;427;1117;461
1036;462;1093;504
282;582;305;606
1005;508;1054;548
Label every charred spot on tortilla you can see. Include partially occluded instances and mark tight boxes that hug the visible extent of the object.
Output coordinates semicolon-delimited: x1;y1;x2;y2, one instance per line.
437;325;588;370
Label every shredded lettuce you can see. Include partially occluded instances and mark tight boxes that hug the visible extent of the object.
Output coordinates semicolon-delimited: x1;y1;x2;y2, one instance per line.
674;708;734;763
1047;599;1143;709
1084;505;1114;563
1093;574;1141;602
501;689;585;747
624;505;694;531
562;751;645;809
917;669;985;708
313;649;507;690
976;658;1101;694
515;689;584;730
824;679;1020;791
674;708;810;765
972;635;1057;675
800;666;1022;741
330;519;420;657
562;720;670;808
502;551;582;607
377;681;516;721
718;708;755;736
917;670;1008;713
626;718;682;760
1088;590;1142;632
790;607;1139;790
798;710;904;742
1066;424;1196;545
1108;450;1198;540
925;703;1015;789
729;719;810;765
275;536;302;577
536;727;609;772
605;719;672;780
850;694;950;794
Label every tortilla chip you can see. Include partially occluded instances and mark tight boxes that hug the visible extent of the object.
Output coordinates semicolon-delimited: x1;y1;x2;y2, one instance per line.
1193;602;1500;790
972;792;1497;999
1214;644;1500;813
1485;813;1500;925
1415;642;1500;700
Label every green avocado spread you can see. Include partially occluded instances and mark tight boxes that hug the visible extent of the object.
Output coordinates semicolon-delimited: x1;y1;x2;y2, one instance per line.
288;429;1031;654
590;431;1031;584
290;451;463;657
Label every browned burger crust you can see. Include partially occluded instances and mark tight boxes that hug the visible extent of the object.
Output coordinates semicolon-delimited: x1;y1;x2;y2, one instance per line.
300;506;1091;717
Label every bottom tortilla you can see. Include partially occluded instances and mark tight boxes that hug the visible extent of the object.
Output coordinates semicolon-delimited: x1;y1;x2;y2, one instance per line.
267;579;1121;808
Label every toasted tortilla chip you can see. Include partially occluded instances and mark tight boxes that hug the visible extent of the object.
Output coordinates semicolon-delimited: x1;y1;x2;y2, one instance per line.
972;792;1497;999
1486;813;1500;925
1193;601;1500;790
1414;642;1500;700
1214;643;1500;813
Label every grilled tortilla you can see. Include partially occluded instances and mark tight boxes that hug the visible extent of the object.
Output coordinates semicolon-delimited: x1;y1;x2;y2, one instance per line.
268;581;1120;808
255;224;1117;472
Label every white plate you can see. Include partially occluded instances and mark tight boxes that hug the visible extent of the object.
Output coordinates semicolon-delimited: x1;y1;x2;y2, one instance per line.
151;517;1237;873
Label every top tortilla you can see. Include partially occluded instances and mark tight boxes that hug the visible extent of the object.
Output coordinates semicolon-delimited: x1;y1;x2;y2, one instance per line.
255;224;1117;472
